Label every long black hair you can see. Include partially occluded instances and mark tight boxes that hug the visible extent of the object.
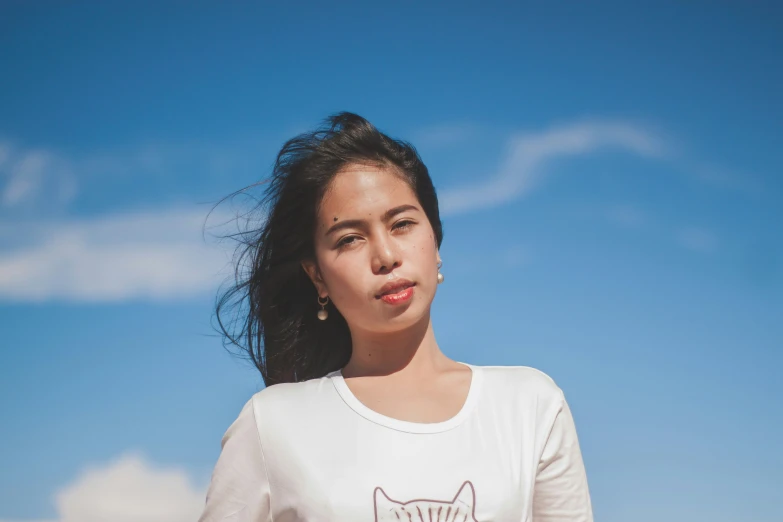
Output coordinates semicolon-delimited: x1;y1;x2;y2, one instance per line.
211;112;444;386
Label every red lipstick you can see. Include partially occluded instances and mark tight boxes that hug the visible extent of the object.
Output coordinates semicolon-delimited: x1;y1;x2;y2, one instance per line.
376;279;416;305
379;285;415;304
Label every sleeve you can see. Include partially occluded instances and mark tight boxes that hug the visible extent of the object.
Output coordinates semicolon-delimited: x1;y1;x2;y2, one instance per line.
532;390;593;522
198;397;273;522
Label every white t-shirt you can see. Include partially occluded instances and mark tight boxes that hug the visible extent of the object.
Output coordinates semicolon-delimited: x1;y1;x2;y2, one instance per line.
198;363;593;522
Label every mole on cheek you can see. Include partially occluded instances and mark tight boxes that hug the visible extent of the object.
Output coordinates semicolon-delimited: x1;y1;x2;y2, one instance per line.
333;217;338;222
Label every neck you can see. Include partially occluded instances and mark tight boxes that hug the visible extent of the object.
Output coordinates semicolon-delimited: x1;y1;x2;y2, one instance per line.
341;311;449;379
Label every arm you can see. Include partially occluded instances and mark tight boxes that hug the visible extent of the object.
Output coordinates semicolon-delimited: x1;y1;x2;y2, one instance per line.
198;397;272;522
532;391;593;522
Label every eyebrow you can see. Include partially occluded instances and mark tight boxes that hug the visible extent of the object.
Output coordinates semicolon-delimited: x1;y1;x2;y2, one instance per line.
324;204;420;236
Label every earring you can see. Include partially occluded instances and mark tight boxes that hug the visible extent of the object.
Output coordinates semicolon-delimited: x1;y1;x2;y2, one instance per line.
437;261;444;284
317;295;329;320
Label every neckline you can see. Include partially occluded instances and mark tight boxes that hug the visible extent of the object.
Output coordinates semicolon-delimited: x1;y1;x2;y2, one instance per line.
328;362;483;434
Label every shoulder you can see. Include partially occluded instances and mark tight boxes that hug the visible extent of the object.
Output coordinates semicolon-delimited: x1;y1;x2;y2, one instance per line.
245;374;334;422
475;364;565;403
474;364;569;434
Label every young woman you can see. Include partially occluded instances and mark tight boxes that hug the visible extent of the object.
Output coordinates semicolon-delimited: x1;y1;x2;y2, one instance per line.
199;113;593;521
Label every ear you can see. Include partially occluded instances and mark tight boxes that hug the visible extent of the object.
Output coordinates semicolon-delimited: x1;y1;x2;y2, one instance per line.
453;480;476;508
301;259;328;297
373;486;397;518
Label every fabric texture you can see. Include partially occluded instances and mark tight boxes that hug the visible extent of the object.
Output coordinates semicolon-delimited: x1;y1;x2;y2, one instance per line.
198;363;593;522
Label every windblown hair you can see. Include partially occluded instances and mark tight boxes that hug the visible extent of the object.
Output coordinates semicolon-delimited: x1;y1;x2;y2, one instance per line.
211;112;443;386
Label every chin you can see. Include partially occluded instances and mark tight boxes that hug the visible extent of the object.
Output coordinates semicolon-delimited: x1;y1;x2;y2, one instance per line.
376;298;431;327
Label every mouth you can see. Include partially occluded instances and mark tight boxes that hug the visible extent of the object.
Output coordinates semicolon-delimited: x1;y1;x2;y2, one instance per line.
375;281;416;299
376;283;416;304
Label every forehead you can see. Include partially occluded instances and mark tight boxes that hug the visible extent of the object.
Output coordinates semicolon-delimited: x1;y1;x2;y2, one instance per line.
319;165;417;219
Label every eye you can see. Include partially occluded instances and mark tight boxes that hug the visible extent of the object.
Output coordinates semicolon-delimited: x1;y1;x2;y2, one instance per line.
336;235;360;248
335;221;415;249
394;219;415;231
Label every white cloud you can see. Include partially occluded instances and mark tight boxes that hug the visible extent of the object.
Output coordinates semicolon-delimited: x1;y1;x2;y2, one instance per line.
0;142;78;208
0;120;735;304
2;150;49;207
438;120;666;216
0;206;236;303
0;452;207;522
0;135;275;215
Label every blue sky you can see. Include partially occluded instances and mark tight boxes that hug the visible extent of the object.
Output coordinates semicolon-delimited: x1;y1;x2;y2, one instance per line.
0;2;781;521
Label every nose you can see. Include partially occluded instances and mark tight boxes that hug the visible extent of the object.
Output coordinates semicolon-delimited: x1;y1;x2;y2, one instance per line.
371;234;402;274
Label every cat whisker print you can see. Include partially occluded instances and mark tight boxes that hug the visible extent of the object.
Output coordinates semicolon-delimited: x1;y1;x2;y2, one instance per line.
374;480;479;522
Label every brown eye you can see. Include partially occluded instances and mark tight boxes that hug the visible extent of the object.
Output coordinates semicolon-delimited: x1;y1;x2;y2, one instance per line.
336;236;359;248
394;220;415;230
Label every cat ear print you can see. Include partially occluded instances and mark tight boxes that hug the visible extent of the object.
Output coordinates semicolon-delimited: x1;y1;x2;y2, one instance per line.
453;480;477;508
373;486;397;518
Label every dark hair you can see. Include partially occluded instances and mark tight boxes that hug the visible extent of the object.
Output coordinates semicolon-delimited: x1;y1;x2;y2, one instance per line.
211;112;444;387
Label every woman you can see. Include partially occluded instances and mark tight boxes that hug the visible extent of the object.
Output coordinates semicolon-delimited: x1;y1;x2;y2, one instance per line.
199;112;593;521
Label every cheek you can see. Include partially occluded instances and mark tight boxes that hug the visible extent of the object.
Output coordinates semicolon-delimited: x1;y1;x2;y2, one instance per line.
321;257;367;303
413;231;437;257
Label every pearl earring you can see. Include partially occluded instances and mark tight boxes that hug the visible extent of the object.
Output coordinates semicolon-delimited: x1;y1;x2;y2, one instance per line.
437;261;444;284
317;295;329;320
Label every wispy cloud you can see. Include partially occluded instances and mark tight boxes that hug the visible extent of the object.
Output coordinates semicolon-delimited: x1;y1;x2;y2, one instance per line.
0;206;234;303
0;136;272;217
603;204;720;254
683;161;763;196
438;120;667;216
0;142;77;209
0;119;742;304
0;452;206;522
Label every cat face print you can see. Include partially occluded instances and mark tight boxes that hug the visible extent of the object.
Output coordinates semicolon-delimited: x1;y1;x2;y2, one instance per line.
373;480;479;522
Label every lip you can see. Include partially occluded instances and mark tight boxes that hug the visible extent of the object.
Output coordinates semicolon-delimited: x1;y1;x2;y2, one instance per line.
379;285;414;304
375;278;416;299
